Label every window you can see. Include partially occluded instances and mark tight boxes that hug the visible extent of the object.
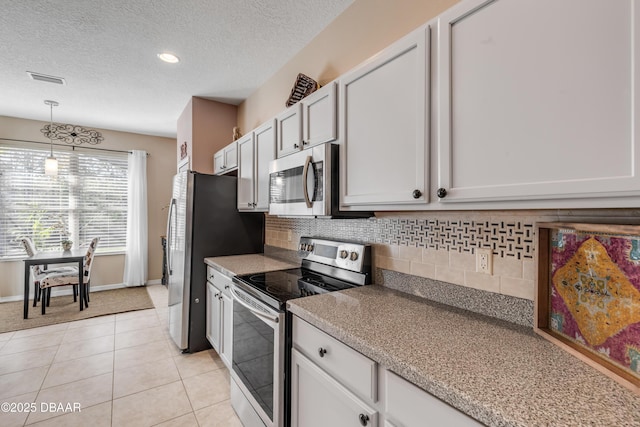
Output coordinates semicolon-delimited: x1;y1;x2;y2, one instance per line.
0;143;128;257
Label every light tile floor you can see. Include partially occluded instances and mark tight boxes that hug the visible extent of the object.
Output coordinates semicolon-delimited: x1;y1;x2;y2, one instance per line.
0;284;243;427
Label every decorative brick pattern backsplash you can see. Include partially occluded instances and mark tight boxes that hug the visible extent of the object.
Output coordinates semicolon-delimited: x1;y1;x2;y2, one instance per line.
265;209;640;302
266;216;535;259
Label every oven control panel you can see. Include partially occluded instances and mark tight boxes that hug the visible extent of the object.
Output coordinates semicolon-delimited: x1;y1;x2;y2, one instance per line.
335;244;364;271
298;237;370;273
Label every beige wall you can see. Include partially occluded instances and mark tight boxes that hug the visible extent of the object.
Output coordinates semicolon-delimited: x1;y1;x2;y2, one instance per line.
0;115;175;298
237;0;460;132
177;97;238;174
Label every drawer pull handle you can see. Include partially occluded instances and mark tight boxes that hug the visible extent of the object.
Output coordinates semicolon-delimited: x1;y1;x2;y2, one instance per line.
318;347;327;358
359;413;369;426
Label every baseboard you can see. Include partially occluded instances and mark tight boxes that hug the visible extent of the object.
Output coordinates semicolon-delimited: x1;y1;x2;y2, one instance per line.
1;279;163;303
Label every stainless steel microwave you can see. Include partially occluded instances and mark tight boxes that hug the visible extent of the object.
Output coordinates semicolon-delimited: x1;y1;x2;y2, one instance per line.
269;143;370;218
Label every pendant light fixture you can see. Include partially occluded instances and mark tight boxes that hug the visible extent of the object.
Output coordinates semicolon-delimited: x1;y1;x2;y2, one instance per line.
44;100;59;176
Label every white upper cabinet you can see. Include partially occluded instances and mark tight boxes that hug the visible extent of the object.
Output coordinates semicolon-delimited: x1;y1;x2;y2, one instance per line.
339;25;430;210
237;133;255;210
213;150;224;175
237;121;276;211
276;83;338;158
302;83;337;148
436;0;640;205
254;119;276;210
213;141;238;175
276;103;303;158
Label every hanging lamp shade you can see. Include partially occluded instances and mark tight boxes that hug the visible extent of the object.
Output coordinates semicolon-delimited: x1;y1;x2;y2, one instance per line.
44;100;59;176
45;155;58;175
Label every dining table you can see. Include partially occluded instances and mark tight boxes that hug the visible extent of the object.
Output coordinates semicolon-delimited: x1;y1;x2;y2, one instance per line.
23;250;85;319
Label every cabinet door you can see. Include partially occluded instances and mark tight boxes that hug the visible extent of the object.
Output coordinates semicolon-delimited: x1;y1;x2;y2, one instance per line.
220;292;233;369
206;282;221;351
213;150;225;175
436;0;640;204
386;370;482;427
224;141;238;170
237;133;255;210
276;104;303;158
291;349;378;427
302;83;337;148
340;25;429;209
254;119;276;211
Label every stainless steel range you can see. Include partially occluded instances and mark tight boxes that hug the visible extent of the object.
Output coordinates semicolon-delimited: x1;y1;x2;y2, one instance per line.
229;237;372;427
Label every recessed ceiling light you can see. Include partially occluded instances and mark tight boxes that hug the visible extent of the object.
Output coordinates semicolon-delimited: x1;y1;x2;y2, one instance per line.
157;53;180;64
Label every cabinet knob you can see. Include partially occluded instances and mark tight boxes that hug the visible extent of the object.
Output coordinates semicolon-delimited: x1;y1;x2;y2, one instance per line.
302;140;308;146
221;165;226;169
225;285;230;289
218;295;223;300
412;189;422;199
247;202;252;207
359;414;370;426
293;143;299;149
437;188;447;198
318;347;327;358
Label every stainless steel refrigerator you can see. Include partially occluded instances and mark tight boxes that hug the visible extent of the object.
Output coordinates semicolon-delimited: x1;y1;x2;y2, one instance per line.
166;171;264;353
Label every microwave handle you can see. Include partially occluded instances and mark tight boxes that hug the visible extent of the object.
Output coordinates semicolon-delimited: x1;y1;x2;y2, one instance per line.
302;155;313;208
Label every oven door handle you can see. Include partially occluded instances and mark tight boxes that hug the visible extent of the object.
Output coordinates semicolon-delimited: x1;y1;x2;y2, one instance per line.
230;285;280;326
302;155;313;208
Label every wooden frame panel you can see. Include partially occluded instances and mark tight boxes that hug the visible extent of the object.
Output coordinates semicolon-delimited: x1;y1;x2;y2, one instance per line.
535;222;640;394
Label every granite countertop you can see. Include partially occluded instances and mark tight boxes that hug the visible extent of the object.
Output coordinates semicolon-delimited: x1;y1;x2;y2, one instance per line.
287;285;640;427
204;253;299;277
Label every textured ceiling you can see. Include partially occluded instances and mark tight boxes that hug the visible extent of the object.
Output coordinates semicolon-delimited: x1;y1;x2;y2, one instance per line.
0;0;353;138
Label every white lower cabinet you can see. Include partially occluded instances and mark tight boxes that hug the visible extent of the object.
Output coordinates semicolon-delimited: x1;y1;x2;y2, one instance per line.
385;370;482;427
291;316;482;427
206;266;233;369
206;281;221;351
220;291;233;367
291;348;378;427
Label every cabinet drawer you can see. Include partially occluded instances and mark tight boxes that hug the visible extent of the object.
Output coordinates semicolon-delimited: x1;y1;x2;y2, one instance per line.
292;316;377;402
206;266;232;296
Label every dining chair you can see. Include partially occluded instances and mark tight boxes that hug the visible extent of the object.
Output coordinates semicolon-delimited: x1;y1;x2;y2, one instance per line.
39;237;99;314
20;237;78;307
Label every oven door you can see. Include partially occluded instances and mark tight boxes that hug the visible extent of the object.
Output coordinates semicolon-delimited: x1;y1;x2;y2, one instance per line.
230;284;285;427
268;143;333;217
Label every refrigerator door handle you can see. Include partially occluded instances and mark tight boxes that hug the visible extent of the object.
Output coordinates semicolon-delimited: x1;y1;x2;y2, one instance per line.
165;198;176;275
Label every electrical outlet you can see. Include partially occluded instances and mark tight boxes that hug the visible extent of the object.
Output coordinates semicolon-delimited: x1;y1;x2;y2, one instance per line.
476;249;493;275
287;230;292;242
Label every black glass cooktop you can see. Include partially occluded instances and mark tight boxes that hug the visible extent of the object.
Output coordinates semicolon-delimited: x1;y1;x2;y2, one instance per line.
233;268;357;309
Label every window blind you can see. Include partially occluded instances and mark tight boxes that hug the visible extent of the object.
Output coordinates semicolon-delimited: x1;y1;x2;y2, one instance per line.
0;143;128;258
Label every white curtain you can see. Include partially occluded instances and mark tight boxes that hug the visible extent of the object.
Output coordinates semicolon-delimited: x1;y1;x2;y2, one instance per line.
123;150;148;287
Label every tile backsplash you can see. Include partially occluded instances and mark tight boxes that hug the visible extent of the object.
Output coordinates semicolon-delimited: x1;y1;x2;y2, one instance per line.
265;209;640;302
